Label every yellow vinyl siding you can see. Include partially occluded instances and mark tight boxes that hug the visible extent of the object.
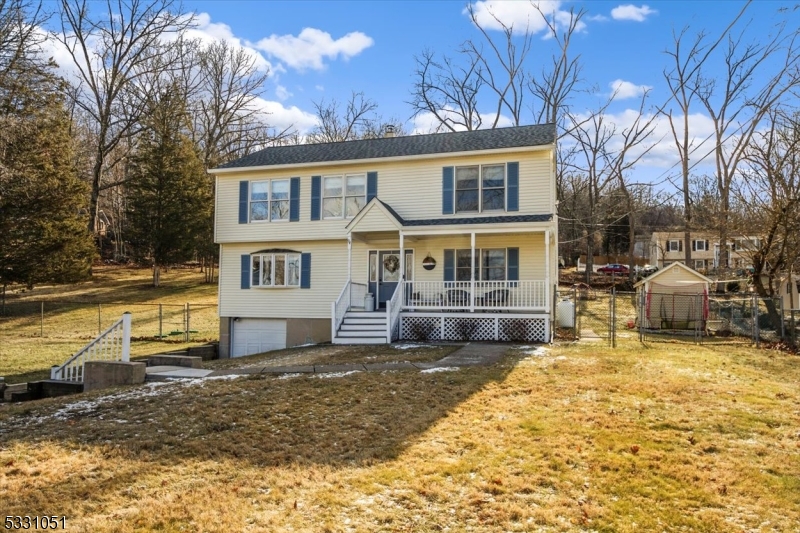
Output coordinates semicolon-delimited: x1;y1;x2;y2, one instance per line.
219;240;347;319
349;233;546;284
215;149;553;244
350;205;400;233
649;264;707;287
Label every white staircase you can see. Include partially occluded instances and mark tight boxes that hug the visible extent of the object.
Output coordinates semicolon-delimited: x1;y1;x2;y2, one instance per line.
332;311;388;344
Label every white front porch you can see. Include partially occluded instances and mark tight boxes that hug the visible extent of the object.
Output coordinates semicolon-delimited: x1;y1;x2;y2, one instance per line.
331;198;556;344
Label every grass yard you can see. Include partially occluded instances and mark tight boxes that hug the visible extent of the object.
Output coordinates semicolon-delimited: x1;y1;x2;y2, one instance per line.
1;340;799;531
0;266;218;384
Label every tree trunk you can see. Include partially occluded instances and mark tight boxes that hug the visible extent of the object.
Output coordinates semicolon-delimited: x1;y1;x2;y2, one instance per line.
752;275;782;332
153;264;161;287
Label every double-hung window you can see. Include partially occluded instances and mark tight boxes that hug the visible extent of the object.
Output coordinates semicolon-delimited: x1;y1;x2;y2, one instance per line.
323;174;366;218
693;240;707;251
251;253;301;287
455;164;505;213
667;240;681;252
250;179;290;222
455;248;507;281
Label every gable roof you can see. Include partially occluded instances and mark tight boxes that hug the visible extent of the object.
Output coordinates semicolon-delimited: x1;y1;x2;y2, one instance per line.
634;261;713;288
346;199;403;232
213;124;556;171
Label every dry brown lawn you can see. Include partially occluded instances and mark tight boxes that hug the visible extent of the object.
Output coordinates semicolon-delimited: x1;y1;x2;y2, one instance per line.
1;340;799;532
0;266;218;384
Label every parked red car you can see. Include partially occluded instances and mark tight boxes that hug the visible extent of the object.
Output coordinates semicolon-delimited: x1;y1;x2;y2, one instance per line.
597;263;629;275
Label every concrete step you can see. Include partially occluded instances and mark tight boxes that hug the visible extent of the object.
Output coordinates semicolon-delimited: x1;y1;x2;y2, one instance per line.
147;354;203;368
345;311;387;318
340;323;385;331
335;329;387;338
332;336;387;345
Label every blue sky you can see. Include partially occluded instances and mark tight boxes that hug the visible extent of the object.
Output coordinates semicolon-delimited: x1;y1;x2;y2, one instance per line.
42;1;800;179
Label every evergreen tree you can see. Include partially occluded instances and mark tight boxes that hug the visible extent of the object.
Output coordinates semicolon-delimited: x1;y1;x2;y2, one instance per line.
126;88;210;287
0;52;95;289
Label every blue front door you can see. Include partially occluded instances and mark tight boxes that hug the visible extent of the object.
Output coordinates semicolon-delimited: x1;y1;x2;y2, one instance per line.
368;250;413;310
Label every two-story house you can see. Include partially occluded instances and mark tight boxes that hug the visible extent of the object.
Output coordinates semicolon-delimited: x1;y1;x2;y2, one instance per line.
650;232;760;271
209;124;558;358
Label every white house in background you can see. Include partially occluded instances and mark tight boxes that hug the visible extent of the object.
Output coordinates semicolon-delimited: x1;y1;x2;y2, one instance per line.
209;124;558;358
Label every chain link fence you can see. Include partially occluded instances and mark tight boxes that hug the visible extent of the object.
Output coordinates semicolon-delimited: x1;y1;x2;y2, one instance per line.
554;286;794;348
0;300;218;344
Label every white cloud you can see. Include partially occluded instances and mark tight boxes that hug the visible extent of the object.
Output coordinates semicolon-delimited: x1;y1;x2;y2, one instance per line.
315;85;325;92
275;84;292;101
255;28;374;71
610;4;657;22
252;97;318;134
184;13;279;74
609;79;652;99
568;108;717;171
466;1;586;36
411;107;513;134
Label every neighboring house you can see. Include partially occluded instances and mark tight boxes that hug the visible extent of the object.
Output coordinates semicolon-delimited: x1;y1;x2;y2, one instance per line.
209;124;558;358
634;262;711;330
650;232;759;271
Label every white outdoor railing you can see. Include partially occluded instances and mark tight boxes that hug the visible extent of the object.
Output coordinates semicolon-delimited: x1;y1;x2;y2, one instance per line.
386;280;404;342
51;313;131;382
350;282;368;309
403;280;547;311
332;281;351;340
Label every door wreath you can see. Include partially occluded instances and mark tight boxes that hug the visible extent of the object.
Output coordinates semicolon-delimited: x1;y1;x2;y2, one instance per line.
383;254;400;273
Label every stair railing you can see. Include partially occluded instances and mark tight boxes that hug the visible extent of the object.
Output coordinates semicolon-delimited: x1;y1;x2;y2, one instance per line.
51;312;131;382
332;281;351;341
386;281;403;343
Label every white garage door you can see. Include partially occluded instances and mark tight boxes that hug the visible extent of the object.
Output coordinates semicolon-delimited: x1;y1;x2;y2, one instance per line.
232;319;286;357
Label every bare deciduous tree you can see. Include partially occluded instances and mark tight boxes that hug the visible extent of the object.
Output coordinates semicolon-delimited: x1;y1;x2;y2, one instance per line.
306;91;400;143
55;0;195;234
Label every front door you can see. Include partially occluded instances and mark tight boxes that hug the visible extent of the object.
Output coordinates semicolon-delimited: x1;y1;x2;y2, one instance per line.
368;250;413;310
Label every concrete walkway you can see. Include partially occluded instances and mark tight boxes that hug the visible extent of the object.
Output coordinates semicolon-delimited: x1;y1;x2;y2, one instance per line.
145;343;514;381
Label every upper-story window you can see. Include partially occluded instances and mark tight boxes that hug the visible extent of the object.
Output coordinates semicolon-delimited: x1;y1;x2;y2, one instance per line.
667;240;682;252
456;164;505;213
250;179;290;222
323;174;366;219
693;239;707;251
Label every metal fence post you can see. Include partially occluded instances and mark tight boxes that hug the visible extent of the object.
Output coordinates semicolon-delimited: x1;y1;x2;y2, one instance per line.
792;309;797;348
40;301;44;337
98;303;102;335
778;297;785;342
158;303;163;340
572;286;577;339
187;303;191;342
753;295;760;348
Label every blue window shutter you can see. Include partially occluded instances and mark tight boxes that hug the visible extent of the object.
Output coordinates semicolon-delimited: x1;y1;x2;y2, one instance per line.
300;253;311;289
238;181;249;223
443;250;455;282
507;162;519;212
442;167;454;215
367;171;378;202
241;254;251;289
507;248;519;285
290;177;300;222
311;176;321;221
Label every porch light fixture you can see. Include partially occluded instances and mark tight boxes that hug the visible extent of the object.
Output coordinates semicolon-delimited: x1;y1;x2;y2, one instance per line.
422;253;436;271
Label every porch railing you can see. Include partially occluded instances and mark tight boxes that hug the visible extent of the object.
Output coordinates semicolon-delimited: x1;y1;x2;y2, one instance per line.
51;312;131;381
403;280;547;311
386;280;403;342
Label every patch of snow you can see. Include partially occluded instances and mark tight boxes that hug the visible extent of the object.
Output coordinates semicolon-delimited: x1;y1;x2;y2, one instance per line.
421;367;460;373
393;344;432;350
515;345;533;350
277;373;303;380
312;370;361;379
523;346;549;357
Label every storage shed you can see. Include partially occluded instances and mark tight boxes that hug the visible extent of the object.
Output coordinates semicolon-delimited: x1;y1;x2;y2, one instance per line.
634;262;712;330
778;273;800;313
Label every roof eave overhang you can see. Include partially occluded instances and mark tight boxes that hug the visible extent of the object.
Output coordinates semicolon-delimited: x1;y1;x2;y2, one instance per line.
208;143;555;175
402;220;553;236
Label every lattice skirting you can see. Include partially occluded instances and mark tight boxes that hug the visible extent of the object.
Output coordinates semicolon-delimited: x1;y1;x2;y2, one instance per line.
400;314;549;342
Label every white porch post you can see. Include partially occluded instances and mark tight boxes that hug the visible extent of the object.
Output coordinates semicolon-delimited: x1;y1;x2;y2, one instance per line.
347;234;352;282
399;231;405;279
545;230;551;312
470;231;476;312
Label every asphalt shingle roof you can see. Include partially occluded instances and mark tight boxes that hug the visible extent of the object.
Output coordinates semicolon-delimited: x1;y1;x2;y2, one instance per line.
217;124;556;169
